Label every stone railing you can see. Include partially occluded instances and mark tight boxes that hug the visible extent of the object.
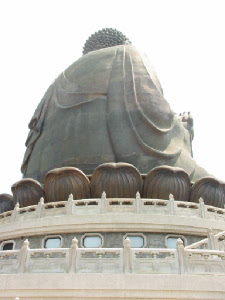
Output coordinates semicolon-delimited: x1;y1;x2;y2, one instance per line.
0;235;225;275
185;229;225;251
0;193;225;225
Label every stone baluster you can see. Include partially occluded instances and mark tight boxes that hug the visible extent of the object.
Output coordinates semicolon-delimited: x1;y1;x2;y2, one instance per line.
69;237;78;273
199;198;206;218
66;194;75;215
135;191;141;213
11;202;20;222
18;239;30;273
207;228;218;250
176;238;186;274
168;194;176;215
123;238;132;274
100;191;106;214
36;197;45;218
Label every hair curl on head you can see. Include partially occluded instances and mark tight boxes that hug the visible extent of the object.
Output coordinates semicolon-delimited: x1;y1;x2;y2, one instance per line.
83;28;131;55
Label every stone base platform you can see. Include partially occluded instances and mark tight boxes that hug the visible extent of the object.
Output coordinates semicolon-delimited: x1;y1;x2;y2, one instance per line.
0;273;225;300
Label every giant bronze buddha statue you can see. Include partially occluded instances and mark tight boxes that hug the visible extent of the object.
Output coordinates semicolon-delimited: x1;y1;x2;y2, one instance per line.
21;28;208;182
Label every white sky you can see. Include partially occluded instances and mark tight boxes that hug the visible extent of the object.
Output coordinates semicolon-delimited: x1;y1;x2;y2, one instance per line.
0;0;225;194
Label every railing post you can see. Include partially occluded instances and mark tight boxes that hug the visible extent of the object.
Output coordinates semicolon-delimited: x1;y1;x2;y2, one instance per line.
176;238;186;274
199;198;206;218
36;197;45;218
69;237;78;273
18;239;30;273
208;228;218;250
100;191;106;214
168;194;176;215
11;203;20;222
123;238;132;273
66;194;75;215
136;191;141;213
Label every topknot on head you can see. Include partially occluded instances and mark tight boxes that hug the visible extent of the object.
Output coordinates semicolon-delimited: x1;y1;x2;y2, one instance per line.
83;28;131;55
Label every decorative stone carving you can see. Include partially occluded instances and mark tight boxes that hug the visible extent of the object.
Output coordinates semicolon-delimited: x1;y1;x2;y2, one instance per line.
11;179;45;207
190;177;225;208
0;194;14;213
91;163;143;198
143;166;191;201
44;167;90;202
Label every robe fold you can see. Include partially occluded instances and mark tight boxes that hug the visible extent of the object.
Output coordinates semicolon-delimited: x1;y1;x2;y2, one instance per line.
22;45;208;182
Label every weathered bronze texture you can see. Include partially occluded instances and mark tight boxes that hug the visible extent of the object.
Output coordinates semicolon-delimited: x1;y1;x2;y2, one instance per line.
190;177;225;208
91;162;143;198
21;33;208;183
83;28;131;55
0;194;14;213
143;166;191;201
44;167;90;202
11;179;45;207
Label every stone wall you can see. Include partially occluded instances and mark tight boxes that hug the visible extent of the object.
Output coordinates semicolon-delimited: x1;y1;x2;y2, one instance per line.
4;232;202;250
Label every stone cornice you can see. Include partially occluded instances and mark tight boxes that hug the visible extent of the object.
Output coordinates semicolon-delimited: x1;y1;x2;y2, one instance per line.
0;213;225;240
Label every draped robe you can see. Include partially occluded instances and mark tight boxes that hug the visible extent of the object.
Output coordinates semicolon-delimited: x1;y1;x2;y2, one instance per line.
22;45;208;182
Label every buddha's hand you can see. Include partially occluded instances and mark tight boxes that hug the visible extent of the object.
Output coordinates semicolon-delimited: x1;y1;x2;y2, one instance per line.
178;112;194;140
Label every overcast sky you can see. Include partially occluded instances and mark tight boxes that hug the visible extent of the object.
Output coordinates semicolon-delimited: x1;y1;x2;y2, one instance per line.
0;0;225;193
